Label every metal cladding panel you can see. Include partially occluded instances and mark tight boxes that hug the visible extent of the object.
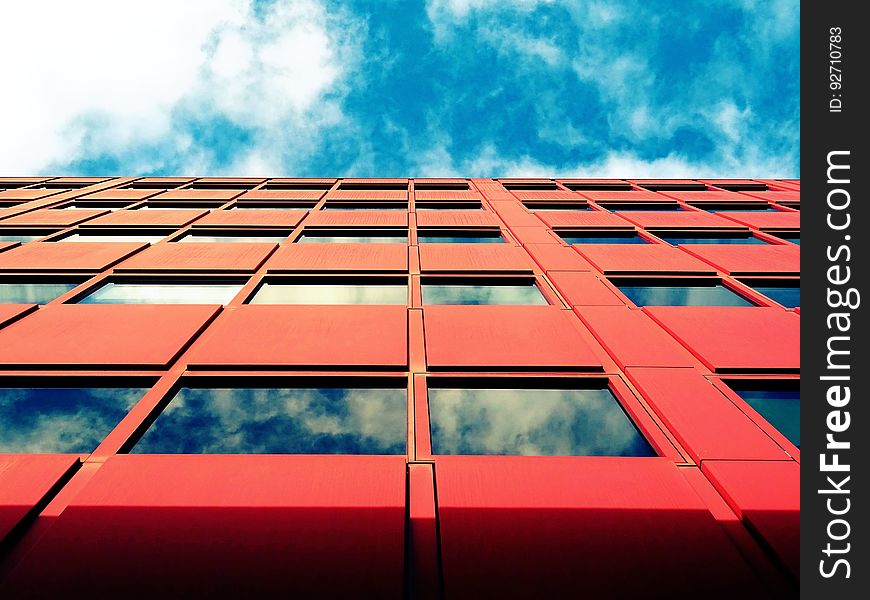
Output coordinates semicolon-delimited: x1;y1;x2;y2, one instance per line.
325;190;408;200
192;209;307;228
574;307;698;368
0;208;107;227
486;202;543;226
423;305;605;370
0;455;79;543
644;307;800;372
115;242;276;273
703;460;800;578
419;244;533;273
626;368;791;462
186;305;408;368
615;211;738;229
714;211;801;230
512;190;578;200
1;455;406;599
574;244;717;275
536;210;631;229
680;244;801;275
304;210;408;227
0;189;64;201
524;243;594;271
435;456;766;599
738;190;800;202
579;190;663;200
547;272;625;306
79;189;157;200
86;209;209;227
658;190;750;202
414;190;481;201
415;210;500;228
0;304;220;367
151;189;241;201
0;241;18;253
265;243;408;272
0;304;36;328
238;189;324;200
508;227;561;245
0;242;147;272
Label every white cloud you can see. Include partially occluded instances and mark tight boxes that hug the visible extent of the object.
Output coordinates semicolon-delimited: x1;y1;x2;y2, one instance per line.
0;0;360;175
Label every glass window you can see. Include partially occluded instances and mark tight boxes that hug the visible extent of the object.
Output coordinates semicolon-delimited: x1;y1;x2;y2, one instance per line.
704;204;779;212
0;385;146;453
614;279;755;306
657;232;768;245
772;232;800;245
602;204;683;212
0;280;81;304
561;231;647;245
418;230;504;244
137;203;223;210
298;231;408;243
58;232;169;243
741;279;800;308
321;203;408;211
422;281;547;305
175;231;288;243
231;202;317;210
428;384;654;456
729;381;800;447
131;386;407;454
249;282;407;305
523;203;590;211
0;231;53;243
78;281;244;304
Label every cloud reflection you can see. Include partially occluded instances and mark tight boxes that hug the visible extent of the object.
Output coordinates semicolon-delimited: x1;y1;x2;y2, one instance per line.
0;282;79;304
422;284;546;305
617;284;753;307
249;283;407;304
80;282;244;304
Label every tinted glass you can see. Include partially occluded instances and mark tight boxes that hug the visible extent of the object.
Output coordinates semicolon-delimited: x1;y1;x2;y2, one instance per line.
609;205;682;212
418;232;503;244
322;204;407;210
176;233;287;243
562;233;647;245
617;282;755;306
429;387;654;456
731;384;800;447
710;206;779;212
60;233;168;243
299;233;408;243
0;387;145;453
773;232;800;245
79;282;243;304
422;283;547;305
0;281;79;304
659;233;767;245
749;282;800;307
132;387;407;454
250;283;407;304
0;233;47;242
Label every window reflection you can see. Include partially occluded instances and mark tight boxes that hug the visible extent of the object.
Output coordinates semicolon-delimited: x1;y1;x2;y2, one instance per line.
730;383;800;447
561;233;646;245
418;232;504;244
429;387;654;456
298;232;408;243
422;283;547;305
0;233;49;242
659;234;767;245
747;282;800;308
131;387;407;454
773;232;800;245
616;282;755;306
249;283;407;305
60;233;168;243
79;282;244;304
176;233;287;243
0;387;145;453
0;281;80;304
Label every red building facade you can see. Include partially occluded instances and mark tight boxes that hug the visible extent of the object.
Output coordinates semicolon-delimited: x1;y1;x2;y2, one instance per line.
0;176;799;598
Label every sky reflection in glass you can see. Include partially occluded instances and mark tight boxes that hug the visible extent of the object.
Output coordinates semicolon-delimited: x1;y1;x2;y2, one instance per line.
773;232;800;245
0;387;145;453
60;233;168;243
79;282;243;304
731;384;800;447
249;283;407;304
562;233;646;245
176;233;287;243
0;281;79;304
0;233;47;242
749;282;800;307
299;233;408;243
131;387;407;454
429;387;654;456
659;234;767;245
418;232;503;244
617;283;754;306
422;283;546;305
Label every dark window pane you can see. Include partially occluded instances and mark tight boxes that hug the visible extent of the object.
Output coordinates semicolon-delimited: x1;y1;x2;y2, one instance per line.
429;386;654;456
730;383;800;447
132;387;407;454
176;232;288;243
659;233;767;245
0;387;145;453
616;281;755;306
79;282;243;304
0;232;50;242
562;232;647;245
249;283;407;304
59;233;168;243
773;232;800;245
747;282;800;307
709;206;780;212
422;283;546;305
0;281;79;304
418;232;504;244
299;232;408;243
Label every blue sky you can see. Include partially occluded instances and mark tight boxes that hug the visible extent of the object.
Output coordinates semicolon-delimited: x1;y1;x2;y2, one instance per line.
0;0;799;178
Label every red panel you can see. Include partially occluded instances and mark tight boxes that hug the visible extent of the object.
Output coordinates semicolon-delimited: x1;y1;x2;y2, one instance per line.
0;242;147;272
151;189;241;201
547;272;624;306
304;210;408;227
580;189;662;200
738;190;800;202
703;460;799;578
615;211;736;229
2;455;406;599
486;201;542;226
0;241;18;253
238;189;324;200
86;208;208;227
436;456;765;599
525;243;594;271
574;244;716;274
626;368;790;461
415;210;500;228
419;244;533;273
325;190;408;200
714;211;801;230
186;305;407;368
0;454;79;542
657;190;750;202
513;190;578;200
508;226;561;245
191;209;307;228
409;464;440;600
0;304;220;367
265;243;408;272
644;307;800;372
0;208;107;227
680;244;800;275
414;190;481;201
0;189;64;201
115;242;276;273
574;307;698;368
424;306;604;370
79;188;157;200
536;210;631;228
0;304;36;328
